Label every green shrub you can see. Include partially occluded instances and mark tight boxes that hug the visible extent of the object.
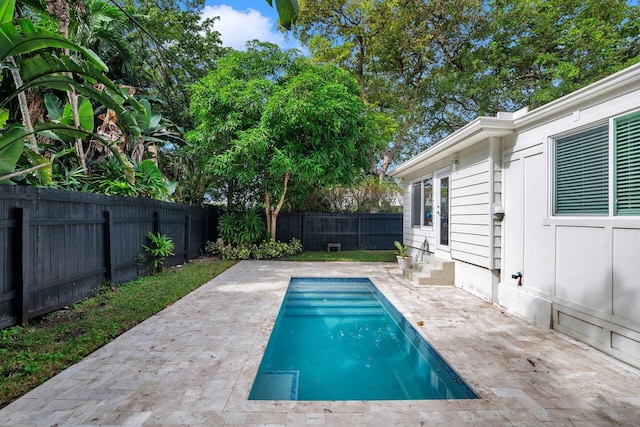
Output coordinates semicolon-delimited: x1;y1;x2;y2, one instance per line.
89;158;171;200
204;240;220;257
142;231;175;273
217;210;266;245
205;238;302;261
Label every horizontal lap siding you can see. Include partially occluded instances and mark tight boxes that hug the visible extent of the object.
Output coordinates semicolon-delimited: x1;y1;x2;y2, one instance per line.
451;156;491;268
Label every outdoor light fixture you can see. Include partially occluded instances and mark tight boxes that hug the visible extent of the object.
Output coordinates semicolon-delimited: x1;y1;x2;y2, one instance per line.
492;204;505;221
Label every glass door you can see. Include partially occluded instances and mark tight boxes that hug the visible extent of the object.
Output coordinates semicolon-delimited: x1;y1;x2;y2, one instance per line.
436;171;450;251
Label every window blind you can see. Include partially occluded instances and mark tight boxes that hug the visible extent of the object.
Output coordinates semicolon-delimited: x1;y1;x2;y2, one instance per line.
615;112;640;215
555;124;609;215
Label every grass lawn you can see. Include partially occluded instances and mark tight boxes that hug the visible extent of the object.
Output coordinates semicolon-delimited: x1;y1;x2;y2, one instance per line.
282;249;396;262
0;260;235;409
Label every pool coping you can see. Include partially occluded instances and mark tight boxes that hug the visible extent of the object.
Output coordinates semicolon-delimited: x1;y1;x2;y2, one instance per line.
1;261;639;426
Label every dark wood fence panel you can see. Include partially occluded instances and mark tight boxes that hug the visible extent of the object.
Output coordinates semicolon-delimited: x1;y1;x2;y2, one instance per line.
1;187;400;329
276;212;401;251
0;186;213;328
358;214;403;249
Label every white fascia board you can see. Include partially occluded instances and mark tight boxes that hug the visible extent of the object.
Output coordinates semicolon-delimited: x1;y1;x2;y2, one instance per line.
390;116;514;178
515;62;640;130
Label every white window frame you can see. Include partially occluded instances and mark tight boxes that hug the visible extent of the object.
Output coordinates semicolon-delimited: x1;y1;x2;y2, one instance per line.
551;110;640;218
410;175;435;228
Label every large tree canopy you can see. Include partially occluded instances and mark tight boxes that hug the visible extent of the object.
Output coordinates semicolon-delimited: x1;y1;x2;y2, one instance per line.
296;0;433;179
187;43;368;238
295;0;640;175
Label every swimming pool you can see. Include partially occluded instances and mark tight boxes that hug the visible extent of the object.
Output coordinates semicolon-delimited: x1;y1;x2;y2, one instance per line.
249;277;478;400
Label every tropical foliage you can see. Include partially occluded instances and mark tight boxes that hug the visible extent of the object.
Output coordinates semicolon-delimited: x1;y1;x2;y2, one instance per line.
0;0;220;198
187;42;369;238
2;0;639;215
217;209;267;246
142;231;175;274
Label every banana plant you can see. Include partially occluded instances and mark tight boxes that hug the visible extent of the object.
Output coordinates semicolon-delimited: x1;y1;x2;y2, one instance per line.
0;0;141;184
0;109;25;183
266;0;299;30
45;93;94;134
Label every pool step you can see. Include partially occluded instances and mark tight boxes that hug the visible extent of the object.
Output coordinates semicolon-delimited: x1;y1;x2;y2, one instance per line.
402;256;455;286
285;292;386;317
285;281;387;316
251;371;299;400
285;307;387;317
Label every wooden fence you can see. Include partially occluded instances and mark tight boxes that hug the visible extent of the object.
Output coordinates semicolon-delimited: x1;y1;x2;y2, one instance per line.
0;187;401;329
0;186;217;328
276;212;402;251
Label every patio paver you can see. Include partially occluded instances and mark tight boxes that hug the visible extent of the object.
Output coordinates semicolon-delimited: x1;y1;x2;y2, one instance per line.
1;261;639;426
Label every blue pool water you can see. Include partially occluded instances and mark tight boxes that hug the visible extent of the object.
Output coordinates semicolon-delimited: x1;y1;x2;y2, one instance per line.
249;278;478;400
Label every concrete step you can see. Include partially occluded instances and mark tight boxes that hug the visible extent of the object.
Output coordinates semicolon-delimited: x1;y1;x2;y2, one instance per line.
402;256;455;285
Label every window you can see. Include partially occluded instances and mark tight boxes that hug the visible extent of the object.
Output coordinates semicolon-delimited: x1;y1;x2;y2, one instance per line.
411;178;434;227
411;182;421;226
423;178;433;226
554;111;640;216
614;111;640;215
555;124;609;215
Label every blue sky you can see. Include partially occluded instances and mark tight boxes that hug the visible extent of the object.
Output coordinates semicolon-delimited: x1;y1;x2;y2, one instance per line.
202;1;304;51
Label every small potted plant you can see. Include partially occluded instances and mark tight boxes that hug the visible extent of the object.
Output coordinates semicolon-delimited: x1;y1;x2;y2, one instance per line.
394;241;413;270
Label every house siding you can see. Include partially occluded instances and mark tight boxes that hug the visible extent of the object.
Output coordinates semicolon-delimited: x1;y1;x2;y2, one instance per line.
393;63;640;369
450;143;494;270
500;75;640;368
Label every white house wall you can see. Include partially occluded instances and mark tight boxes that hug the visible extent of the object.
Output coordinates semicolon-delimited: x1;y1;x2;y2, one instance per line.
393;64;640;368
401;141;502;302
501;82;640;368
450;142;493;269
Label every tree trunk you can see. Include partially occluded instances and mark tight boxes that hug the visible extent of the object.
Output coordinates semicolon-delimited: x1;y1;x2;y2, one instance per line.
48;0;87;173
7;57;38;152
269;211;278;241
265;189;272;238
265;172;290;240
68;88;88;173
378;119;412;180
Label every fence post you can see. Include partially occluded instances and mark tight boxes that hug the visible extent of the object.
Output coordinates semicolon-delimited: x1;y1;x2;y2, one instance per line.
357;214;362;249
184;214;191;263
204;207;209;243
301;212;307;248
153;211;159;235
104;210;115;284
16;208;29;325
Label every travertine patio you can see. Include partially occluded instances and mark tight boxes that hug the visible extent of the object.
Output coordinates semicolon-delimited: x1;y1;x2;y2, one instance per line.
1;261;639;426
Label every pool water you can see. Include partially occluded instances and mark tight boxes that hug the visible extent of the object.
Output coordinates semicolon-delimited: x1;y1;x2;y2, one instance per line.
249;278;478;400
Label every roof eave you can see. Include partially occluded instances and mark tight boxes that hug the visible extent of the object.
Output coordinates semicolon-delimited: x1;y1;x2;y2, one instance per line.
390;117;514;178
515;63;640;129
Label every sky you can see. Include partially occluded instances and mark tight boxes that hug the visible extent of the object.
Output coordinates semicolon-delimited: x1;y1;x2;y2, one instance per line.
201;1;304;51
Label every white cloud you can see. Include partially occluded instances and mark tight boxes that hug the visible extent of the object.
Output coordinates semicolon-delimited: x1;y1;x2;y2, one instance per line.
201;4;302;51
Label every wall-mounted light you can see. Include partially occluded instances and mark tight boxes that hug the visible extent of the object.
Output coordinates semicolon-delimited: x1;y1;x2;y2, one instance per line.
492;204;505;221
451;157;459;171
